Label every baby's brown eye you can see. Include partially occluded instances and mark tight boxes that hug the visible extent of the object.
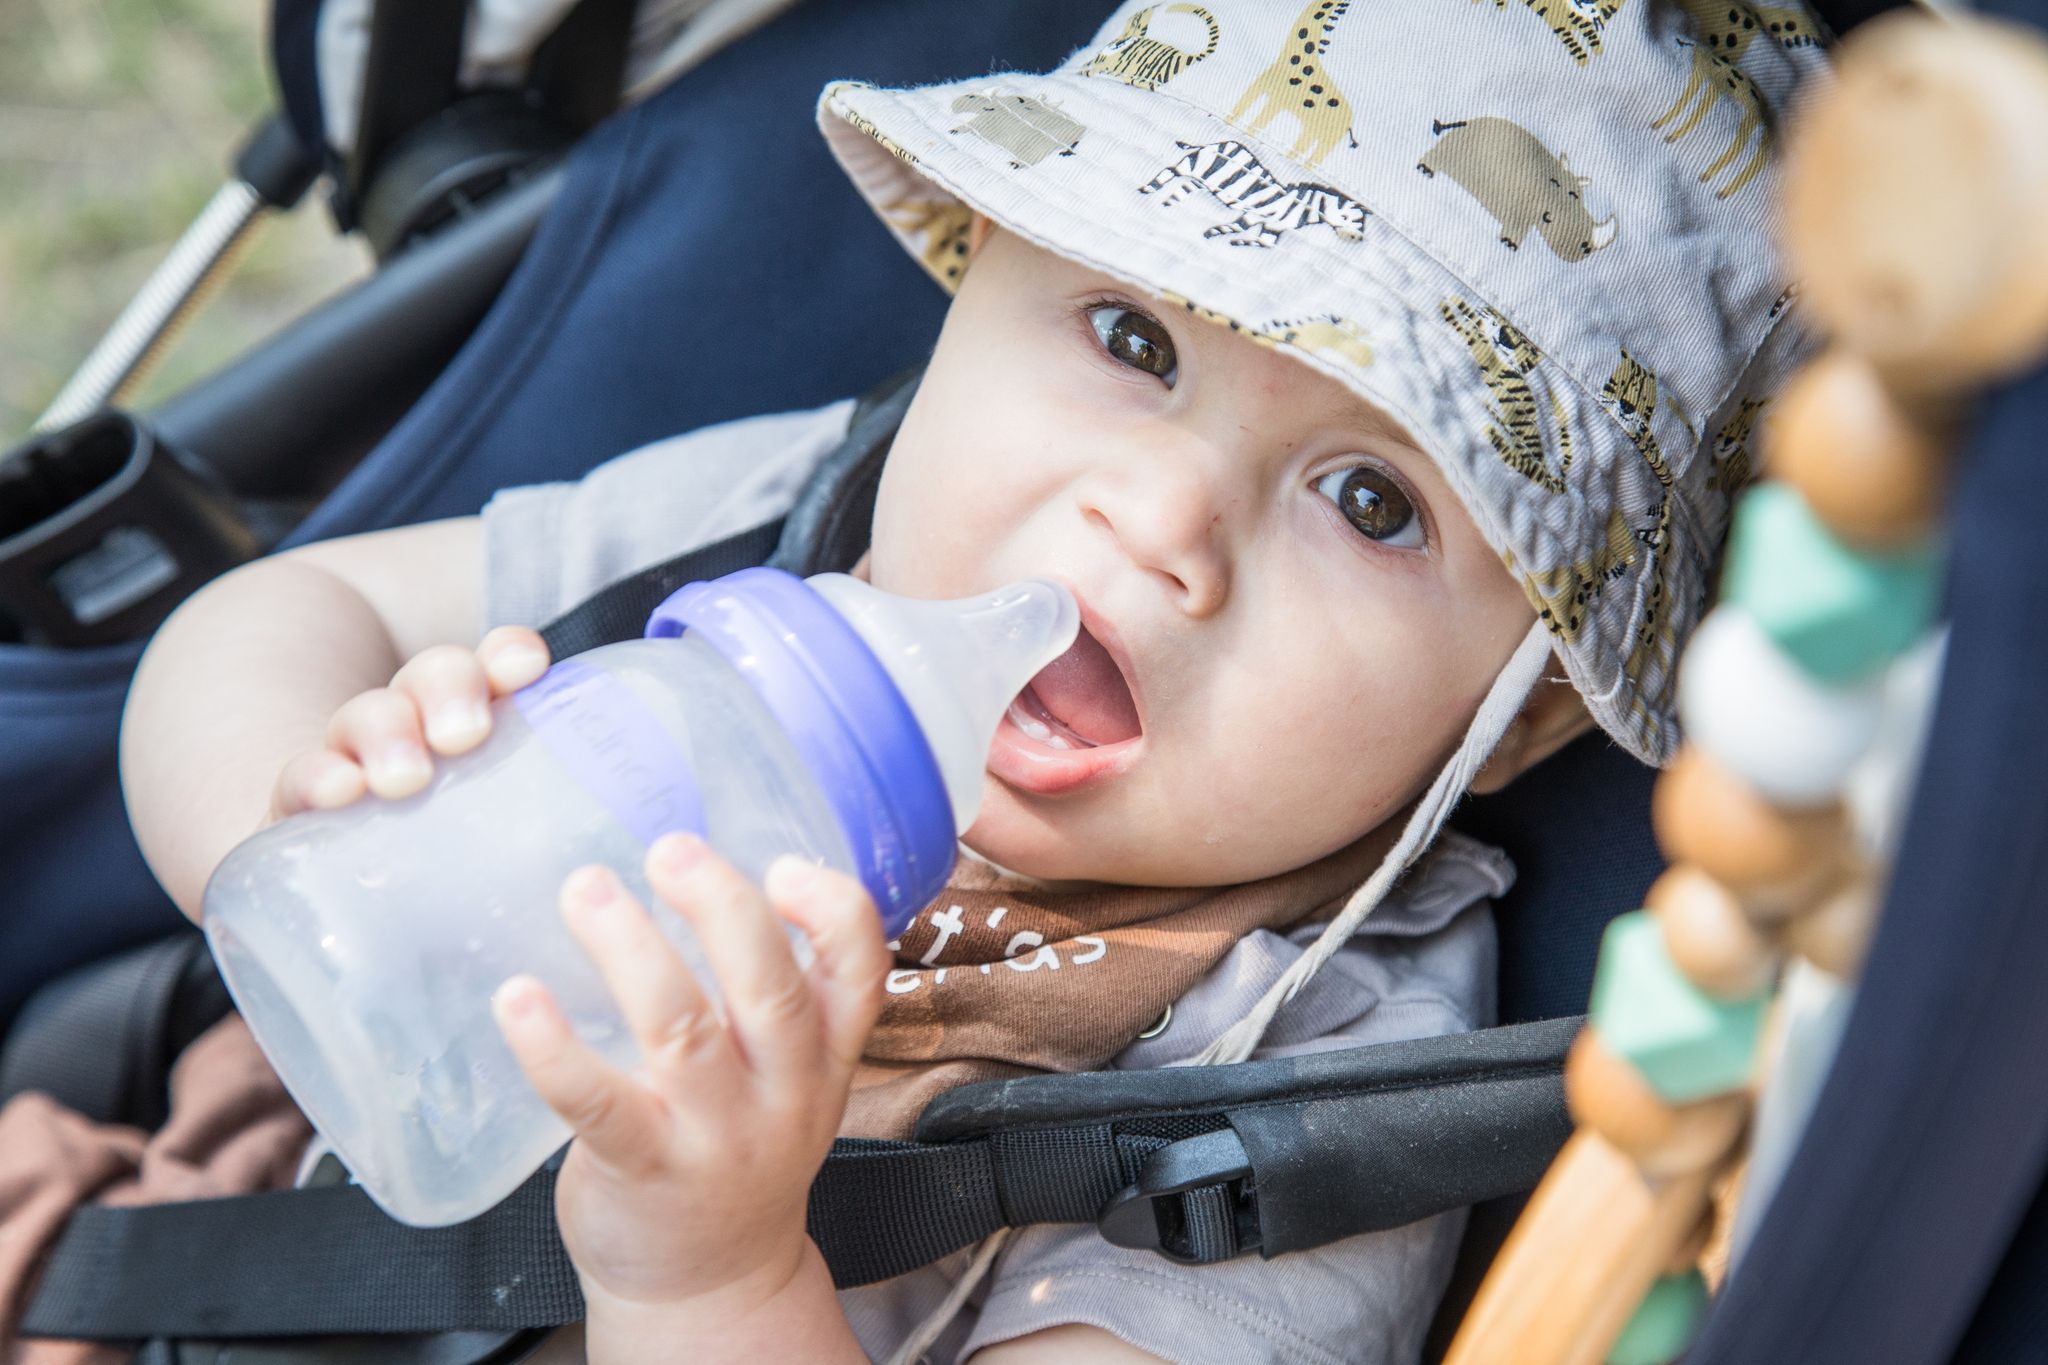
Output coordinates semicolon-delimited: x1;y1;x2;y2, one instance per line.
1315;464;1424;549
1088;305;1178;386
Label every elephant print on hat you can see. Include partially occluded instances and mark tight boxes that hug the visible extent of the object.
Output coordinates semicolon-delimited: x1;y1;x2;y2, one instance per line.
1228;1;1362;167
1420;117;1619;260
951;93;1087;168
1081;4;1221;91
1141;140;1370;247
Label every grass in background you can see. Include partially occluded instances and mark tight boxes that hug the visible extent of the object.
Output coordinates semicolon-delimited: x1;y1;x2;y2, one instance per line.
0;0;367;444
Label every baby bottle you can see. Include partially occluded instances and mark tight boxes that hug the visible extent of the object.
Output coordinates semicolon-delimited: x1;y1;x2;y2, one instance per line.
201;568;1077;1227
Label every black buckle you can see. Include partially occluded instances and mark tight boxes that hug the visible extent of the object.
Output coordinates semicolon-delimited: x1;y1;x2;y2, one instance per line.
1097;1127;1260;1265
0;412;258;647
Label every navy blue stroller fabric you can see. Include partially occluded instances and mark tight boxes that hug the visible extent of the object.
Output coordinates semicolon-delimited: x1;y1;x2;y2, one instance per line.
0;0;1114;1031
1691;359;2048;1364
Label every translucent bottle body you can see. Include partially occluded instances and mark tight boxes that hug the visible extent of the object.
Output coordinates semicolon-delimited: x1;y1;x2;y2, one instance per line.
203;635;853;1226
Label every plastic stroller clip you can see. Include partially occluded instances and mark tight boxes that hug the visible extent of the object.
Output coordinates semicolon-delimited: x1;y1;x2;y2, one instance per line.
0;413;260;647
1097;1127;1260;1265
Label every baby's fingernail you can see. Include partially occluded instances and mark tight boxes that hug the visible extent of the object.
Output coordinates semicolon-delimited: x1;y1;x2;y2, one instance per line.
309;761;364;808
372;743;432;795
652;832;705;875
497;647;550;685
493;975;544;1021
428;700;491;750
765;855;821;898
565;865;616;908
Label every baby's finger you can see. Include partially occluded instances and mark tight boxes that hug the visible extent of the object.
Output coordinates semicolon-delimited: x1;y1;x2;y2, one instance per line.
766;858;888;1082
557;866;739;1102
270;749;368;820
476;626;551;697
646;835;821;1081
492;975;667;1177
325;689;432;799
390;646;494;756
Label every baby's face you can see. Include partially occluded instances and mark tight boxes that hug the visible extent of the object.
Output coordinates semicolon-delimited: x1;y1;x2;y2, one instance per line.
868;229;1536;887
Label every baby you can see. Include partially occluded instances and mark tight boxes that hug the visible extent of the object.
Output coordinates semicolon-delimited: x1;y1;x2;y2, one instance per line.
120;1;1826;1360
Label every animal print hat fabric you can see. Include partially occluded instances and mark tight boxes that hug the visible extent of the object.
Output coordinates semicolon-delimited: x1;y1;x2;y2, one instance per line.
818;0;1831;765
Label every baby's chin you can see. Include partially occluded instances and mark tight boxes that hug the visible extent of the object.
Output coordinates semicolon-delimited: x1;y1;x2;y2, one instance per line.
957;772;1180;889
959;770;1309;890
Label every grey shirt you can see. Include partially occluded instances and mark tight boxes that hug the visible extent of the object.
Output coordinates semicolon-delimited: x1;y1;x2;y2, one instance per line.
481;403;1508;1364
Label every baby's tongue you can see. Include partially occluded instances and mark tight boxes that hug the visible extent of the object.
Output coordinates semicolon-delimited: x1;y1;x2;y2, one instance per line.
1026;626;1141;746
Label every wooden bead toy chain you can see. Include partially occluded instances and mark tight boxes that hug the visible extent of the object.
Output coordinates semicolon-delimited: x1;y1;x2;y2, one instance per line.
1442;11;2048;1365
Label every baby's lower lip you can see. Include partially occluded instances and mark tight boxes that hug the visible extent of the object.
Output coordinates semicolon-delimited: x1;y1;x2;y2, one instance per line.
986;707;1142;796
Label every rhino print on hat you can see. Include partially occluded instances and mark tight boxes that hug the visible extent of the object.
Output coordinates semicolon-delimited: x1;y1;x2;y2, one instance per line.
820;0;1830;764
1419;117;1619;261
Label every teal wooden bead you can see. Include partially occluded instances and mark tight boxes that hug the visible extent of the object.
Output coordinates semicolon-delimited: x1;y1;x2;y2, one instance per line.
1721;482;1943;684
1589;912;1768;1104
1607;1270;1709;1365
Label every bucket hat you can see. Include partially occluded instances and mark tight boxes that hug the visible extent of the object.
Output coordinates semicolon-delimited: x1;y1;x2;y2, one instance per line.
819;0;1832;764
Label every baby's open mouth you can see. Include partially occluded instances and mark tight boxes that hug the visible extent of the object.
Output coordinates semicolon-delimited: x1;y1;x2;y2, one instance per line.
1006;620;1142;750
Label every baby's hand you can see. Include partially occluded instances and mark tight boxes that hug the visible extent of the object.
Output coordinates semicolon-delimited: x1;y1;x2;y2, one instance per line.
490;836;887;1323
267;626;551;820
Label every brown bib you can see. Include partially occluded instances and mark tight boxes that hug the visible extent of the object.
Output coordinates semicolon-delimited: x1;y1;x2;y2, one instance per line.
845;824;1400;1138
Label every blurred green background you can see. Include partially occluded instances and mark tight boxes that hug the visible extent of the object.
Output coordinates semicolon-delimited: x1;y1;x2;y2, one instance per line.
0;0;366;445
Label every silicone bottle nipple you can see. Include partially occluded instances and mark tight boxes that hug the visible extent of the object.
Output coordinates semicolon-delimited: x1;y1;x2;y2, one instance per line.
806;575;1080;832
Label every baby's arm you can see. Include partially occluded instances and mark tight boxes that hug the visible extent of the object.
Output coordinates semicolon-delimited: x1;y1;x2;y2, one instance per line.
121;517;546;920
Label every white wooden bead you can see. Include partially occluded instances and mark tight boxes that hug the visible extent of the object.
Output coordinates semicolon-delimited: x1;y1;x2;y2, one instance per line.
1678;606;1885;809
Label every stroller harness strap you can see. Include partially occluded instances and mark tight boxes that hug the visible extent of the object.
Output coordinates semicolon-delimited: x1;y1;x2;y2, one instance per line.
21;1018;1575;1340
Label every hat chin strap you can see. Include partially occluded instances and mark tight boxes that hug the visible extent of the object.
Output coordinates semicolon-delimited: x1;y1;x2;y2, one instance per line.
1192;616;1555;1069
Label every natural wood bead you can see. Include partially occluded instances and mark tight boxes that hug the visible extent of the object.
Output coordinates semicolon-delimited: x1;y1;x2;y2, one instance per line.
1649;866;1780;1001
1652;746;1852;920
1700;1159;1748;1291
1768;352;1951;551
1781;876;1880;979
1663;1203;1716;1277
1783;11;2048;393
1565;1029;1751;1179
1442;1130;1714;1365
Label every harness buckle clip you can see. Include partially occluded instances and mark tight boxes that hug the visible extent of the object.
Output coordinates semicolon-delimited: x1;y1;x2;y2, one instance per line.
1097;1127;1260;1265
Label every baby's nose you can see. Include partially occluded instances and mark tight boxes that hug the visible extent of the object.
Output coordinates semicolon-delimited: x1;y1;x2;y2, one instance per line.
1077;457;1231;618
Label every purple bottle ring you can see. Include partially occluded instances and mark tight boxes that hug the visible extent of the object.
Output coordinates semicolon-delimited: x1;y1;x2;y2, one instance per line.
646;568;955;936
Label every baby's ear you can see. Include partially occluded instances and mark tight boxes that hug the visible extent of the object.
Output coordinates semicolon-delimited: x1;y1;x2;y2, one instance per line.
968;213;996;255
1466;663;1596;795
